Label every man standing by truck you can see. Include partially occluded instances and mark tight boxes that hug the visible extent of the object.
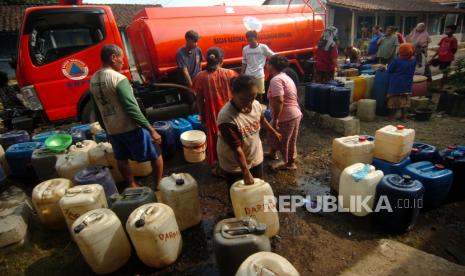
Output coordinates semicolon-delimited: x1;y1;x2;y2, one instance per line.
176;30;203;88
89;44;164;190
241;30;275;103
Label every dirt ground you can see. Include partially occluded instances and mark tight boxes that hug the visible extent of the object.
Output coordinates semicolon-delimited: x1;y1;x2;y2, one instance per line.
1;89;465;276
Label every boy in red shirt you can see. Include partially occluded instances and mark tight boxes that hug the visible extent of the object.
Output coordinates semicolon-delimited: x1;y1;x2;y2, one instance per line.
431;25;458;89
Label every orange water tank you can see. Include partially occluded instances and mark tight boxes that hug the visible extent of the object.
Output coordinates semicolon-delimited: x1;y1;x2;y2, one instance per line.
126;4;325;82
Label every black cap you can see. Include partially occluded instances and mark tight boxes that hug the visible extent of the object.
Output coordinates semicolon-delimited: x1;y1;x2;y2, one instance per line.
135;219;145;228
176;178;185;185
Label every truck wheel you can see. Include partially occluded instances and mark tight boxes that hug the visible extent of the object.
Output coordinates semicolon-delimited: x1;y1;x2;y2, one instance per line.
81;101;96;123
284;67;300;86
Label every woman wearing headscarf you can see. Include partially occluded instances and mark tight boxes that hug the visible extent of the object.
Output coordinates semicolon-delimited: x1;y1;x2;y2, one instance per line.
406;23;432;79
315;26;339;83
193;47;238;176
386;43;417;122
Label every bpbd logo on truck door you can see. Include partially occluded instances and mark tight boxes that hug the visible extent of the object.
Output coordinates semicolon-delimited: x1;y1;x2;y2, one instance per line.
62;59;89;81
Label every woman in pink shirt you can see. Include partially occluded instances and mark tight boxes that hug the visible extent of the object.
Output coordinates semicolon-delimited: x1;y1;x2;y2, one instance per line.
266;55;303;170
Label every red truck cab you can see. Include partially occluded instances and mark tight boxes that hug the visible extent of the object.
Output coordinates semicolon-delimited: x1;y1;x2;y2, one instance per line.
16;5;129;122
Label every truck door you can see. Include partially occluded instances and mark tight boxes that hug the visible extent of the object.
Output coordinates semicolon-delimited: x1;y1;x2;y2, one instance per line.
18;7;120;121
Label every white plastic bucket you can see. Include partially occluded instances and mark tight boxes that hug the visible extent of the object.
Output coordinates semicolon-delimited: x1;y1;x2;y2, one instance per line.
180;130;206;163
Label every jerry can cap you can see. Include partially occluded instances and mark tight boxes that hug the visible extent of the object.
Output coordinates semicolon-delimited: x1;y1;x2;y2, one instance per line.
176;178;185;185
254;224;267;235
396;125;405;130
435;164;445;170
448;145;456;150
411;148;419;153
358;136;367;142
402;175;412;181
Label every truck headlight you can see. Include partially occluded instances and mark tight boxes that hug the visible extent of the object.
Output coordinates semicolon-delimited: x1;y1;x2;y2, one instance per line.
18;85;43;111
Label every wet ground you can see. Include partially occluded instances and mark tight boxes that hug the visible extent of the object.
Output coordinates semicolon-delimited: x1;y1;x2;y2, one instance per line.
1;89;465;275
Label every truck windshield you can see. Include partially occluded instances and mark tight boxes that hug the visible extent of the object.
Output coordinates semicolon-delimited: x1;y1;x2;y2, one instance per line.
25;10;105;66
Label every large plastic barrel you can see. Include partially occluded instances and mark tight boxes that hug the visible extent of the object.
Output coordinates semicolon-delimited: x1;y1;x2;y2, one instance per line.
153;121;177;158
314;85;333;114
187;114;202;130
74;165;119;207
0;130;30;150
329;87;351;118
169;118;193;149
373;71;390;116
304;83;321;111
374;174;424;233
5;142;43;179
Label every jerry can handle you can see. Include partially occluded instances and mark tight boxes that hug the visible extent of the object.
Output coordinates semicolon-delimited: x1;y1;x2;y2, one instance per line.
41;180;60;200
74;212;104;234
135;205;154;228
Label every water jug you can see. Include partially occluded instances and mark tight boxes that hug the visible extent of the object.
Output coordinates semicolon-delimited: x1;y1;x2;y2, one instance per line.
360;69;376;75
32;178;72;229
0;186;28;210
69;140;97;158
373;71;390;116
230;179;279;237
0;144;10;176
304;83;321;111
439;145;465;200
111;187;156;226
374;125;415;163
360;64;373;71
32;130;61;143
361;74;375;98
339;163;384;216
180;130;207;163
5;141;43;179
213;218;271;276
0;216;27;248
153;121;177;159
72;209;131;275
331;135;374;193
67;128;86;144
372;156;411;175
347;76;367;102
129;160;152;177
89;122;103;140
329;87;351;118
326;80;345;87
357;99;376;121
412;75;428;97
88;142;123;183
314;84;333;114
0;130;30;150
160;173;202;230
70;124;91;139
334;77;355;102
170;118;193;149
410;143;439;164
236;252;300;276
74;166;119;207
404;161;453;210
126;203;182;268
95;131;107;143
187;114;202;130
32;148;64;181
56;151;90;182
374;174;424;233
59;184;108;236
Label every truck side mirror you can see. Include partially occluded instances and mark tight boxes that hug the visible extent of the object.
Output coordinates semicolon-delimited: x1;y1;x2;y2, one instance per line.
9;55;17;70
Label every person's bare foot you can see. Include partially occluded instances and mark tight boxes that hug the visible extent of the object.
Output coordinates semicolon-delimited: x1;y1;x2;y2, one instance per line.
264;152;279;160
